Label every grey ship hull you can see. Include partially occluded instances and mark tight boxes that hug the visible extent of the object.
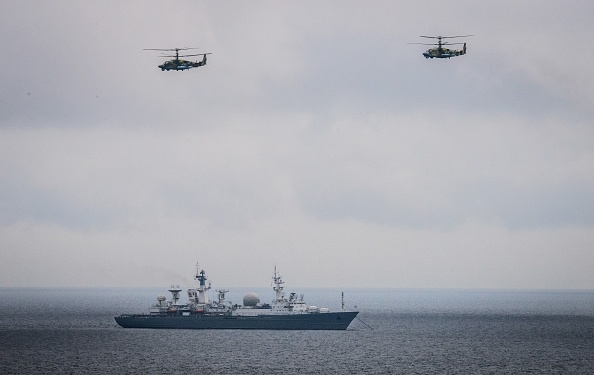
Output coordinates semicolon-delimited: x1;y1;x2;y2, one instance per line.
115;311;358;330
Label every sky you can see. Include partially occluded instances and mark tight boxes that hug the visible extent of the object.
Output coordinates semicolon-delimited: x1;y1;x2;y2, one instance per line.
1;1;594;289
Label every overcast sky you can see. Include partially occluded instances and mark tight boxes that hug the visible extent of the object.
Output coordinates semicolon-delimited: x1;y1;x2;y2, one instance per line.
1;1;593;289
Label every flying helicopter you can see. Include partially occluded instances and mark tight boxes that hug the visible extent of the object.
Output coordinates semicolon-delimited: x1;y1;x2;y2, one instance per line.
143;47;212;71
410;35;473;59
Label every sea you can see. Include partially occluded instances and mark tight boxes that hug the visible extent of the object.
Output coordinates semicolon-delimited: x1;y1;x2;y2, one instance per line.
1;287;593;374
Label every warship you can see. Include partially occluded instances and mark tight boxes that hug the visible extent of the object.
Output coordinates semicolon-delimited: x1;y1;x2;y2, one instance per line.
114;265;358;330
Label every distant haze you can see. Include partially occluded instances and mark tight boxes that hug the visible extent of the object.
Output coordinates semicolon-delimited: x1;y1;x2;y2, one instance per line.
1;1;593;289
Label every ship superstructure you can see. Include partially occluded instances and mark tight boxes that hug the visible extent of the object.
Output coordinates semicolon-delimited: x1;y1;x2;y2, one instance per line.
115;264;358;330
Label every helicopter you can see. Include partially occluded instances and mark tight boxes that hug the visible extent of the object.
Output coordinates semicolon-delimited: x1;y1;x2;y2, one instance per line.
143;47;212;71
410;35;473;59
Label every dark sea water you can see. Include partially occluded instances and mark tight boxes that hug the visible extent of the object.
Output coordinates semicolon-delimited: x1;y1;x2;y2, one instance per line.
1;288;593;374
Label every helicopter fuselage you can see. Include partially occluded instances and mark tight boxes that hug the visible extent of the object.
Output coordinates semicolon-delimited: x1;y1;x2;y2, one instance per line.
158;58;206;71
157;53;208;71
423;49;461;58
423;43;466;59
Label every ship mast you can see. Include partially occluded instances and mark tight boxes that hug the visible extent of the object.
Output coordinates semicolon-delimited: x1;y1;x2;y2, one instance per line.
272;265;285;302
194;263;211;304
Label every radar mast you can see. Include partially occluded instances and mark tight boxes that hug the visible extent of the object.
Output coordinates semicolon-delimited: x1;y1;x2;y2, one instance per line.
194;263;211;304
272;265;285;302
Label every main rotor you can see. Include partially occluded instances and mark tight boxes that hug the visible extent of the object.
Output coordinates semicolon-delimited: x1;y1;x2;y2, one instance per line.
418;35;473;48
143;47;209;60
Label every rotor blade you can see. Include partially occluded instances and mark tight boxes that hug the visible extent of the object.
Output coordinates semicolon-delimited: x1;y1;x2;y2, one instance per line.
144;48;183;51
179;53;212;57
418;35;473;39
144;47;199;51
440;35;474;38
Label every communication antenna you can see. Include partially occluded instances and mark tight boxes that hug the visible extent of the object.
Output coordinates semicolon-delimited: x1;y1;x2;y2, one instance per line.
169;285;182;305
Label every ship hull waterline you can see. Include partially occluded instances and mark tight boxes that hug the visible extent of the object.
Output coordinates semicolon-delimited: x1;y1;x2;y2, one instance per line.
115;311;358;330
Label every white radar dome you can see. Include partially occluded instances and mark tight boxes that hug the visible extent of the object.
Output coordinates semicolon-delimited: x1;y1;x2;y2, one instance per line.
243;292;260;307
